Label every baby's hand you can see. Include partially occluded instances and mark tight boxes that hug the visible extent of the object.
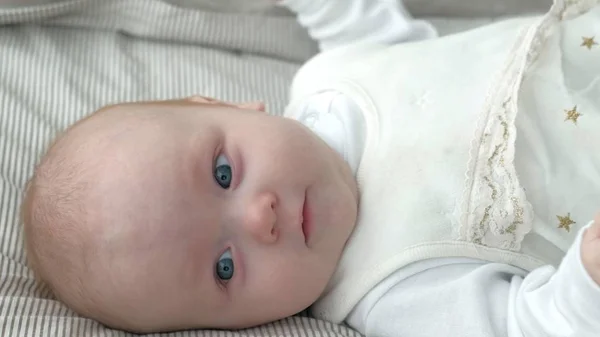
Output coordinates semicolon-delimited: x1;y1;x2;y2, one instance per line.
581;214;600;286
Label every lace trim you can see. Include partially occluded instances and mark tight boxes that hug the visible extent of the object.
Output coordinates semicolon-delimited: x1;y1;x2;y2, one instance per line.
454;0;598;251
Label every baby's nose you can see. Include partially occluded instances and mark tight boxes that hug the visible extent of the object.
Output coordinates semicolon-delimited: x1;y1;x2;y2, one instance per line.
243;191;278;244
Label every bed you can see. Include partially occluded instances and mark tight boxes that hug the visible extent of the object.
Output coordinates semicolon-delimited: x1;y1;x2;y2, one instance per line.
0;1;550;336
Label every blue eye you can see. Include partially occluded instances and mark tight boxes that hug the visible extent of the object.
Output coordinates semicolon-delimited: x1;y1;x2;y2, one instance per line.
216;249;234;281
214;154;232;189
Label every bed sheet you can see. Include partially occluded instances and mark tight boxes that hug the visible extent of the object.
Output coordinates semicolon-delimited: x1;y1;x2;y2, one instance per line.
0;1;538;336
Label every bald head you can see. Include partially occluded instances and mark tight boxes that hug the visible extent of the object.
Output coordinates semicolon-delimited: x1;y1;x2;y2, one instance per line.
19;97;348;333
21;105;149;319
21;103;185;325
22;109;107;318
20;100;255;332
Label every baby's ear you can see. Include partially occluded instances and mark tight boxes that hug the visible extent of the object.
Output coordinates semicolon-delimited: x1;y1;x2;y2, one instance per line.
236;101;265;112
186;95;218;104
186;95;265;112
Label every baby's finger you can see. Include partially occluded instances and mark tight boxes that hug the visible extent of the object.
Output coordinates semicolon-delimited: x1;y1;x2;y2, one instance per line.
589;213;600;237
582;214;600;243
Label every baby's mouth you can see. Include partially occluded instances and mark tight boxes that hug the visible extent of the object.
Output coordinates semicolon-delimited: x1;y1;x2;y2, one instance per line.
301;194;312;245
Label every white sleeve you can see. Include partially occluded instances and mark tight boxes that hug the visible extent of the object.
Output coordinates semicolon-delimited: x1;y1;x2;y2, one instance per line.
277;0;437;51
512;221;600;336
347;222;600;337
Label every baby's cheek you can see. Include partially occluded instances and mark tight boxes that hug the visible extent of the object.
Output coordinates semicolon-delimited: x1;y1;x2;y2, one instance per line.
264;254;324;299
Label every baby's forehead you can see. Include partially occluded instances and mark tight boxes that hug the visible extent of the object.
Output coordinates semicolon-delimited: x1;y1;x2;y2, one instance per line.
54;99;227;226
95;190;217;282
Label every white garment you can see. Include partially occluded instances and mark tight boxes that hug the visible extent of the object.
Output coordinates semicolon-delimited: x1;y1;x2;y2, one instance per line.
280;0;600;336
278;0;437;51
290;90;365;174
347;223;600;337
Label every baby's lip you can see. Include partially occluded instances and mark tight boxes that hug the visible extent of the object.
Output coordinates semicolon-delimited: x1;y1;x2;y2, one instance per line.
301;192;312;245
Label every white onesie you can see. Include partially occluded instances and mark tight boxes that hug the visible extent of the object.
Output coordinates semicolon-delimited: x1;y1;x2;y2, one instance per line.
279;0;600;336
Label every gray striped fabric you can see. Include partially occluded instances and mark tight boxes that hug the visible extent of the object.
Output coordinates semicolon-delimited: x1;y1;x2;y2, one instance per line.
0;0;319;63
0;1;363;336
0;1;525;336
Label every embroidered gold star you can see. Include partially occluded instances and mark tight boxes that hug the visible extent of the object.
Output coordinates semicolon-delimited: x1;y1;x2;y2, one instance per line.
564;106;582;124
557;213;576;232
581;36;598;50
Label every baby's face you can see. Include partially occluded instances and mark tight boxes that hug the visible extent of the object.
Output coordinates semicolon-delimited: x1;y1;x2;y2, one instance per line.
74;98;358;331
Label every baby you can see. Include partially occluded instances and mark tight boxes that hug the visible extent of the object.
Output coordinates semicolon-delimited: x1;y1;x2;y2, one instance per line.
21;0;600;336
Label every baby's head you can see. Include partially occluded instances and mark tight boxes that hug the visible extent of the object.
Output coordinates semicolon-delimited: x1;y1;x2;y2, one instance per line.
21;97;358;333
